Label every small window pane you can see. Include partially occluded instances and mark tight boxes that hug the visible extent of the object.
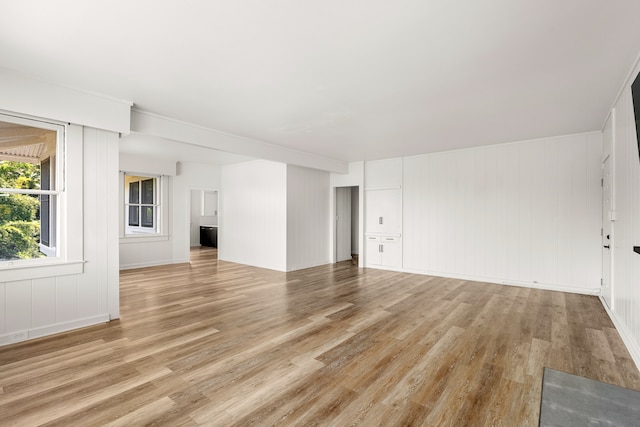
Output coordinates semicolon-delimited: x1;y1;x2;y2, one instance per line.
0;157;44;191
141;179;154;204
41;194;50;246
128;206;139;226
141;206;154;227
0;193;44;261
129;182;139;204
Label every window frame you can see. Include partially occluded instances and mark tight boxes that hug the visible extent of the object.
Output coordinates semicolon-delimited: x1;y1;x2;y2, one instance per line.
123;173;163;236
0;112;66;267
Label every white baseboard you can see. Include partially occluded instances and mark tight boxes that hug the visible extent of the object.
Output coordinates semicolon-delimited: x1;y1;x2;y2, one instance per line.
376;266;601;296
599;296;640;372
119;259;185;270
0;314;110;347
287;259;332;272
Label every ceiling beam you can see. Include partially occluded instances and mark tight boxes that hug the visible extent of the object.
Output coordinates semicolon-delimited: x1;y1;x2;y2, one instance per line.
130;109;348;174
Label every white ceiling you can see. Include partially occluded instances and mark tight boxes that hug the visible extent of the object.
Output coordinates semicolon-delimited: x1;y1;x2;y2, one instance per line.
1;1;640;164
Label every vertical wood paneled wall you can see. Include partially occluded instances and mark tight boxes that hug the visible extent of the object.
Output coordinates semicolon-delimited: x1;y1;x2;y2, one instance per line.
286;165;330;271
220;161;330;273
403;133;602;293
0;126;119;345
610;84;640;362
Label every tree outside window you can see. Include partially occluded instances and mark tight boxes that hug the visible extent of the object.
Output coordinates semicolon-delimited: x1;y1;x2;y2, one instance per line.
0;161;42;260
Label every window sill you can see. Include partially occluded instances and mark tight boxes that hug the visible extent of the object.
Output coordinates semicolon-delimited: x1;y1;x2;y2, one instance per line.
0;260;85;282
120;234;170;244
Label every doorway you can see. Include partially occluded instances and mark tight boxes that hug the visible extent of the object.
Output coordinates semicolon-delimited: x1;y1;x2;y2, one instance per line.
190;189;219;261
335;186;359;264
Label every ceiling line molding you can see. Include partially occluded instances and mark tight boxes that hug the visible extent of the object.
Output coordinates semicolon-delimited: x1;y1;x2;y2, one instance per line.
130;109;348;174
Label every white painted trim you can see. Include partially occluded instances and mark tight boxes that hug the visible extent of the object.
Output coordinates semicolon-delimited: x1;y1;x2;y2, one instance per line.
0;261;84;282
286;259;332;273
330;162;365;267
0;188;61;195
599;295;640;372
130;109;348;173
365;232;402;237
119;259;188;270
119;235;170;244
0;314;109;346
364;186;402;191
366;264;601;296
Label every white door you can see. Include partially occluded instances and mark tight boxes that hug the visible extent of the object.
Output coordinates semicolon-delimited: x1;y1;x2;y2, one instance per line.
336;187;352;262
602;156;613;309
380;236;401;267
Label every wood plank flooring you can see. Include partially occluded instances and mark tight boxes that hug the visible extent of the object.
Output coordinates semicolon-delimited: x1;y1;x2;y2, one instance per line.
1;247;639;426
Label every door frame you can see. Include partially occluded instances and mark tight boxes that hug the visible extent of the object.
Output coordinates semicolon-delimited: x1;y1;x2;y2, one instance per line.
602;154;614;310
335;187;352;262
187;186;220;259
331;185;363;266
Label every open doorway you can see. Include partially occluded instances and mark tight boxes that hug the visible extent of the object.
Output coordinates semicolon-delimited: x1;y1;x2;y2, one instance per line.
335;186;359;264
190;189;219;261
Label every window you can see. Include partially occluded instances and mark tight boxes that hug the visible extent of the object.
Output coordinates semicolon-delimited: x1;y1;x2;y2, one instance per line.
0;114;63;262
124;174;160;234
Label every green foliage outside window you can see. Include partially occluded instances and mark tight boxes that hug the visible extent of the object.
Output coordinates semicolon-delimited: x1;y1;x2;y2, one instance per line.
0;161;40;189
0;161;43;260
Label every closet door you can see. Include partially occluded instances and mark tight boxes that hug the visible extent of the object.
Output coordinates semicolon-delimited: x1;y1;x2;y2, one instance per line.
365;189;401;234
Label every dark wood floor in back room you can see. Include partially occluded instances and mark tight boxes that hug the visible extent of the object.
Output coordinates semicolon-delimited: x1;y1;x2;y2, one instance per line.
1;246;639;426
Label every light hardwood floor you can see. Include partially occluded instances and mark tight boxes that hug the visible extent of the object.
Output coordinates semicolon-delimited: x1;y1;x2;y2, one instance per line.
1;247;639;426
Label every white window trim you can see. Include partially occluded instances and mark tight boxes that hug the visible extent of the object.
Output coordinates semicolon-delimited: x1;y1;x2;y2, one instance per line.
125;176;159;234
0;112;83;275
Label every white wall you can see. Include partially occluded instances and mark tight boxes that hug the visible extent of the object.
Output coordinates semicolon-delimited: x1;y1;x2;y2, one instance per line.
1;126;120;345
606;66;640;368
220;160;287;271
286;165;330;271
220;161;331;272
403;132;603;294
